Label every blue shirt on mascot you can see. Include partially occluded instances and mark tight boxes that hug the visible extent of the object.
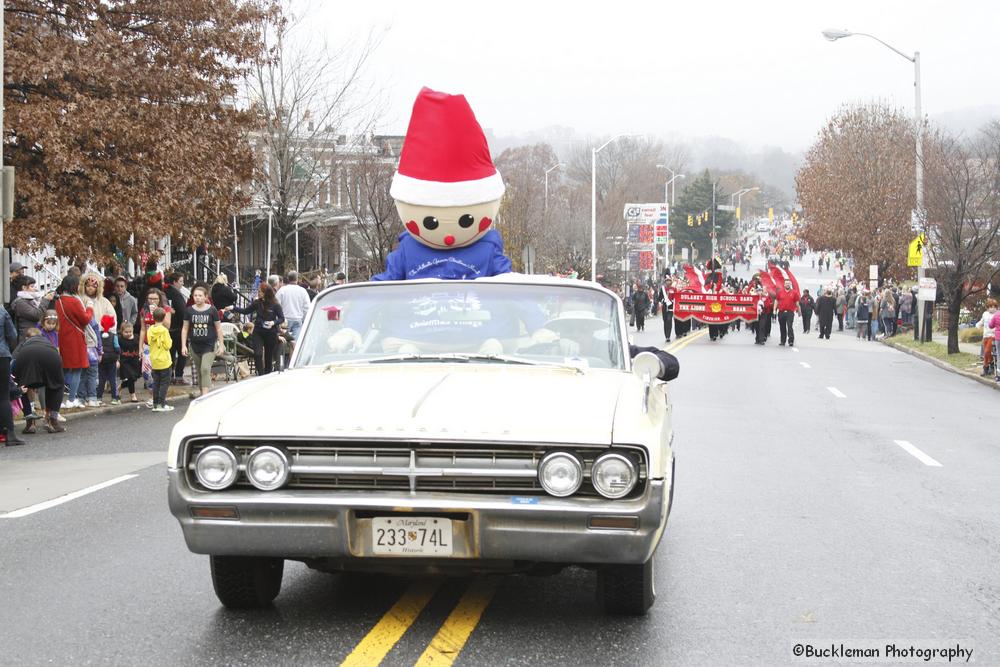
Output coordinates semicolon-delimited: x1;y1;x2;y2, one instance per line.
372;230;511;281
374;87;511;282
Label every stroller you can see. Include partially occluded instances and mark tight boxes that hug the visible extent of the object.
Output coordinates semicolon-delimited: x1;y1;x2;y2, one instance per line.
220;322;256;381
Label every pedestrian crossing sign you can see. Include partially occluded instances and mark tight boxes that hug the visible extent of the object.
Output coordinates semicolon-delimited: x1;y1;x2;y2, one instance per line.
908;234;925;267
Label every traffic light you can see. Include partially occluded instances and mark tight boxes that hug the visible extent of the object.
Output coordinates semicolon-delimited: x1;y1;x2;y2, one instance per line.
687;214;693;226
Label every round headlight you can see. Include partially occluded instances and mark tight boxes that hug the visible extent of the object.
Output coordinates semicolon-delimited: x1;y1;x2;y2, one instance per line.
195;445;239;490
245;446;290;491
591;453;638;499
538;452;583;497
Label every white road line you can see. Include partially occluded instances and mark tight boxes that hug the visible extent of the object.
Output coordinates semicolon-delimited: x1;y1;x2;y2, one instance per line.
826;386;846;398
791;347;800;353
893;440;943;467
0;474;138;518
800;362;811;368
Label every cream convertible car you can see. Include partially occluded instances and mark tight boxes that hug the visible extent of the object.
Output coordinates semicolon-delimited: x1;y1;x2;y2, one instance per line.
167;276;677;615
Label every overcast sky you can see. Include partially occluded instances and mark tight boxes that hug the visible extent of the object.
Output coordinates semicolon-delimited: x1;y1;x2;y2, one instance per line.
316;0;1000;152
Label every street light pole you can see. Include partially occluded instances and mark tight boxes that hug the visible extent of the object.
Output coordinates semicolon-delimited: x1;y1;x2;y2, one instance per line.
736;187;759;232
711;181;717;262
544;162;564;213
823;28;926;340
591;134;634;282
656;166;685;278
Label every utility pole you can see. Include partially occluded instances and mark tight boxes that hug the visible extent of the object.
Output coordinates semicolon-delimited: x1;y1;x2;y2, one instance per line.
1;5;6;303
711;181;717;262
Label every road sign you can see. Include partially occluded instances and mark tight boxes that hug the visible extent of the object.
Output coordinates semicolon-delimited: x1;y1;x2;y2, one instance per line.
918;277;937;302
716;204;735;212
908;234;925;267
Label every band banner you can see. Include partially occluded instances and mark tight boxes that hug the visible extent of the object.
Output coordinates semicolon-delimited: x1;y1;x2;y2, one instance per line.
673;291;761;324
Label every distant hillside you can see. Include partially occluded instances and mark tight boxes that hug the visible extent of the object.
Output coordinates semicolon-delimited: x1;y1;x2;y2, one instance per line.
488;126;802;201
931;105;1000;138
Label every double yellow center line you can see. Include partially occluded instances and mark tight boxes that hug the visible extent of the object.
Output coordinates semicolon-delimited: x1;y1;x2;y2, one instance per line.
663;327;709;354
340;577;498;667
338;329;705;665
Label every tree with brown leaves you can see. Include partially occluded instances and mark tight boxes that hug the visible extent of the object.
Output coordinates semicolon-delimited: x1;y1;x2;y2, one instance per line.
4;0;275;264
796;103;915;280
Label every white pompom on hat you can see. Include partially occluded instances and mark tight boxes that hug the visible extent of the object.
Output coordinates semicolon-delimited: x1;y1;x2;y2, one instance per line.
390;87;505;207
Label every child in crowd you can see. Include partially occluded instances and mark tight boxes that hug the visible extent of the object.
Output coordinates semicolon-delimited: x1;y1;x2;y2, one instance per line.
147;308;174;412
181;284;223;397
986;300;1000;381
36;310;62;422
40;310;59;349
238;321;255;346
97;314;121;404
979;300;997;377
118;321;142;403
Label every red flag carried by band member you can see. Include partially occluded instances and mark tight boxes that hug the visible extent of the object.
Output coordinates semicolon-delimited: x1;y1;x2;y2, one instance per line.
757;270;778;297
769;263;800;294
683;263;705;292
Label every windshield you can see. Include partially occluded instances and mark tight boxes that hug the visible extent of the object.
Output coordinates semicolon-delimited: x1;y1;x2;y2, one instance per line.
294;282;625;370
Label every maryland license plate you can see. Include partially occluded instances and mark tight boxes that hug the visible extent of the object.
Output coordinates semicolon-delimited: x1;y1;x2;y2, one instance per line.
371;517;453;556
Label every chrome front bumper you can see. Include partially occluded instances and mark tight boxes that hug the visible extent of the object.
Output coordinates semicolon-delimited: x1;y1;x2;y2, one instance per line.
167;464;672;566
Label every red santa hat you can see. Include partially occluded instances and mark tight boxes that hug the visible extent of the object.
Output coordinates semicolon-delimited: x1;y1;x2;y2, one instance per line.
100;314;116;333
390;87;505;207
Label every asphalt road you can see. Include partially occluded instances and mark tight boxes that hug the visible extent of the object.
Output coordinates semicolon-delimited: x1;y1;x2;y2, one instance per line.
1;251;997;666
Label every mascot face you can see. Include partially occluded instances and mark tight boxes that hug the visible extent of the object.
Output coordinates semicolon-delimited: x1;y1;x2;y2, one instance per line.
397;198;501;250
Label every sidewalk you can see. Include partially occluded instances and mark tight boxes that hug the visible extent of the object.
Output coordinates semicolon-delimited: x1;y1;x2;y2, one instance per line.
16;383;195;425
883;334;997;392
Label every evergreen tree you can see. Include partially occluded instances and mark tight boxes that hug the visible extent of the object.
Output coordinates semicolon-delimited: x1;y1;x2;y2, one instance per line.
669;170;734;263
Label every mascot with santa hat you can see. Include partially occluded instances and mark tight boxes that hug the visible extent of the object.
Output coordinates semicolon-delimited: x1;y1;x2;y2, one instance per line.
372;87;511;281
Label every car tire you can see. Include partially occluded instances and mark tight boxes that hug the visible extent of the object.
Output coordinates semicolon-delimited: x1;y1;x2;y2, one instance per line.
596;556;655;615
210;556;284;609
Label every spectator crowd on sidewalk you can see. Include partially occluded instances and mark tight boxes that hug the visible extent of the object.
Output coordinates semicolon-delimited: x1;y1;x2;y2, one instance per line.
2;261;337;446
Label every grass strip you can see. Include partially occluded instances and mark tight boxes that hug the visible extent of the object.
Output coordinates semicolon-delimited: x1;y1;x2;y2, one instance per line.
891;337;981;371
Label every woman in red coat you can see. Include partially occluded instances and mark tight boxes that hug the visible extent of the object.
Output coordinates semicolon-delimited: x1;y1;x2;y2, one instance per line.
54;275;94;408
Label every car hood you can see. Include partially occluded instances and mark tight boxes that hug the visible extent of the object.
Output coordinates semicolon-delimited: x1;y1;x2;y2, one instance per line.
212;364;627;445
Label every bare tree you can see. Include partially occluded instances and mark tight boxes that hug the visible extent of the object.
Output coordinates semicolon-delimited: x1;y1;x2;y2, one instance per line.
343;150;403;278
494;144;561;272
562;137;687;280
246;2;381;272
924;122;1000;353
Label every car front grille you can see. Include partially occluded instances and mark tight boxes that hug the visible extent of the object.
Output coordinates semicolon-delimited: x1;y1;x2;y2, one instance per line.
185;440;647;498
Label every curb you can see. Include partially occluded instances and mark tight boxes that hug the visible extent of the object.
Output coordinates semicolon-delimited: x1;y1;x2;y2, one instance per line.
15;392;192;425
882;339;999;392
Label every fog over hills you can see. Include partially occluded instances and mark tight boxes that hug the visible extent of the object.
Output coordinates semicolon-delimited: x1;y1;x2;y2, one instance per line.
931;105;1000;138
488;127;803;201
487;105;999;204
